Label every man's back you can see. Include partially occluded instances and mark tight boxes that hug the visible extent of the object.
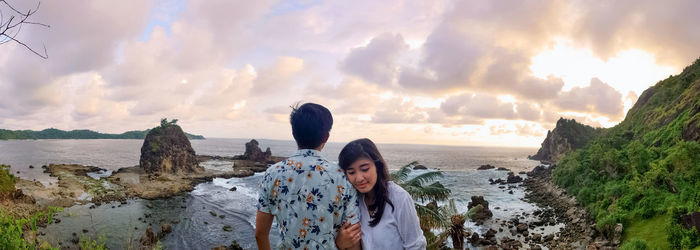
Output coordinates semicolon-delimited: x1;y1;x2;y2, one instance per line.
258;149;359;249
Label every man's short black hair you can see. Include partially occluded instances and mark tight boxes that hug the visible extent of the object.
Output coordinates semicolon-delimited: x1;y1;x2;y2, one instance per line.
290;103;333;149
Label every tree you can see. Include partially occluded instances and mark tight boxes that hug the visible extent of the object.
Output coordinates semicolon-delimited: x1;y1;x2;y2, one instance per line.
0;0;49;58
160;118;178;127
391;161;453;248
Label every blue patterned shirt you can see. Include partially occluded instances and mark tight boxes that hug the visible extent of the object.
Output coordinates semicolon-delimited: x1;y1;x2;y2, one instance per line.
258;149;360;249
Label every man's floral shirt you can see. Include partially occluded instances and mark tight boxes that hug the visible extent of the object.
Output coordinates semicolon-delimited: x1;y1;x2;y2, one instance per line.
258;149;359;249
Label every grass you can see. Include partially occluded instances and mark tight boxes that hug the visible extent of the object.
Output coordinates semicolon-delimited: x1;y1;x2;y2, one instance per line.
623;214;671;249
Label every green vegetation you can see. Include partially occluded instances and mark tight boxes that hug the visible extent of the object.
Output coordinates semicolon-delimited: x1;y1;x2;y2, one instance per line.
391;161;470;249
0;165;63;249
0;165;16;194
552;57;700;248
0;119;204;140
552;118;605;149
79;234;107;250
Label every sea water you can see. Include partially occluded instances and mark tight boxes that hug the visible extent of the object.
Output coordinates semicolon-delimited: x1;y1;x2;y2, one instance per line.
0;139;551;249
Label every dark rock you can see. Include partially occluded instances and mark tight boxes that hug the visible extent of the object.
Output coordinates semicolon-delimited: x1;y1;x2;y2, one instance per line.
496;167;510;171
29;165;34;168
139;227;156;246
242;139;272;163
210;211;217;217
222;225;233;232
467;204;493;224
413;164;428;170
139;123;202;174
229;187;237;191
219;215;225;219
680;211;700;231
543;234;554;242
477;164;495;170
506;172;523;183
468;232;480;245
212;241;243;250
161;223;172;234
532;233;542;242
516;223;528;233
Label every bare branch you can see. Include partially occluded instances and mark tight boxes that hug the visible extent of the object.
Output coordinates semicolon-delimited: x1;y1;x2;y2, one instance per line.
0;0;49;58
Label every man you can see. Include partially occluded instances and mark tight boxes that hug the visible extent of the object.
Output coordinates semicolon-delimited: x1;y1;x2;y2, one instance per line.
256;103;360;249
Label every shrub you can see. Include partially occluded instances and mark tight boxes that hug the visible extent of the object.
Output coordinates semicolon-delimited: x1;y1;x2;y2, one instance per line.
620;238;648;250
0;165;16;194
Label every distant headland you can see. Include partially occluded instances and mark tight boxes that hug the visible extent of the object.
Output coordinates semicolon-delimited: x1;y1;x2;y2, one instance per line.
0;128;205;140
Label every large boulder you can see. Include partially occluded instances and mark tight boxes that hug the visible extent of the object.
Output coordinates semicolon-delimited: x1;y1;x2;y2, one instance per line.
140;124;201;174
467;196;493;224
242;139;272;163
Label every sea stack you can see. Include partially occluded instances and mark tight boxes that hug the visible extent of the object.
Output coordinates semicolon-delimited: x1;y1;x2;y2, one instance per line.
242;139;272;163
139;119;202;174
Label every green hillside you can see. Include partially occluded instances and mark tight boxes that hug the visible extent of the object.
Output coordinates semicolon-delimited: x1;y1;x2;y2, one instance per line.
0;128;205;140
553;58;700;249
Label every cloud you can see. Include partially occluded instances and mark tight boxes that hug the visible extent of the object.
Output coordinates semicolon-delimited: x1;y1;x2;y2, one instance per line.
371;98;428;124
340;33;408;86
553;78;624;118
571;0;700;66
252;56;305;94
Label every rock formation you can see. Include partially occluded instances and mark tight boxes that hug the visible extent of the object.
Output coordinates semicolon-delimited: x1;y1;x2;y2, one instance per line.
240;139;272;163
530;118;601;164
467;196;493;224
139;123;202;174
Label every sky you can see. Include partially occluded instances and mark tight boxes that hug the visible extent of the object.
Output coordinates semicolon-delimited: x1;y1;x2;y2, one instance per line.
1;0;699;147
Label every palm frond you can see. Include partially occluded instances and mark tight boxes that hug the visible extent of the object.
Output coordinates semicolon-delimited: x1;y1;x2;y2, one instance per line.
390;164;413;183
402;181;451;202
415;203;449;229
405;171;444;187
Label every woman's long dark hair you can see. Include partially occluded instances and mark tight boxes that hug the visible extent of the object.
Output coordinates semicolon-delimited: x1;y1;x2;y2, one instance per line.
338;138;394;227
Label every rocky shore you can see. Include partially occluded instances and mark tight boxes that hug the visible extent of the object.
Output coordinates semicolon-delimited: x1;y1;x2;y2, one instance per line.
522;165;620;250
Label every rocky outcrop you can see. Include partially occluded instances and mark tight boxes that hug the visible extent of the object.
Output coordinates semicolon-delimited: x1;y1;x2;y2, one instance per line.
530;118;601;164
477;164;495;170
467;196;493;224
240;139;272;163
139;124;202;174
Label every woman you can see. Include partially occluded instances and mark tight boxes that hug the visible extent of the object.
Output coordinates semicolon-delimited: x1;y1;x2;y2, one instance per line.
335;138;426;250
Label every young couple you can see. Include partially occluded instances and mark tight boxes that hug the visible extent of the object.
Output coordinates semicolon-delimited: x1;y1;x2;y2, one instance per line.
255;103;427;250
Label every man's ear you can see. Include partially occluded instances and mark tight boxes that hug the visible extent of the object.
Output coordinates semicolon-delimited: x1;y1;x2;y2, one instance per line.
321;132;330;144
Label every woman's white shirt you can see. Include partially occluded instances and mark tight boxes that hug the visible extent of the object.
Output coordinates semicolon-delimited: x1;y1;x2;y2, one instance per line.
358;181;427;250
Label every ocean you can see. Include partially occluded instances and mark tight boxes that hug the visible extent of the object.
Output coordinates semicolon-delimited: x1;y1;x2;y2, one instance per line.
0;138;552;249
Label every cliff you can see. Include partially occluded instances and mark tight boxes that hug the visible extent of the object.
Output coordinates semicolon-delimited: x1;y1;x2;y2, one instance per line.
552;57;700;249
530;118;601;163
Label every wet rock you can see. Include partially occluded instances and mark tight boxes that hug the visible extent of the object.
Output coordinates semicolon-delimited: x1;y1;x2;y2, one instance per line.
496;167;510;171
532;233;542;242
212;241;243;250
467;204;493;224
413;164;428;170
543;234;554;242
229;186;237;191
139;122;202;174
29;165;34;169
210;211;217;217
477;164;495;170
139;227;156;246
468;232;481;245
506;172;523;183
219;215;225;219
146;202;153;209
516;223;529;233
161;223;172;234
222;225;233;232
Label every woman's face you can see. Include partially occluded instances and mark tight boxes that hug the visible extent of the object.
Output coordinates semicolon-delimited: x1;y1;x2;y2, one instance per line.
344;158;378;194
